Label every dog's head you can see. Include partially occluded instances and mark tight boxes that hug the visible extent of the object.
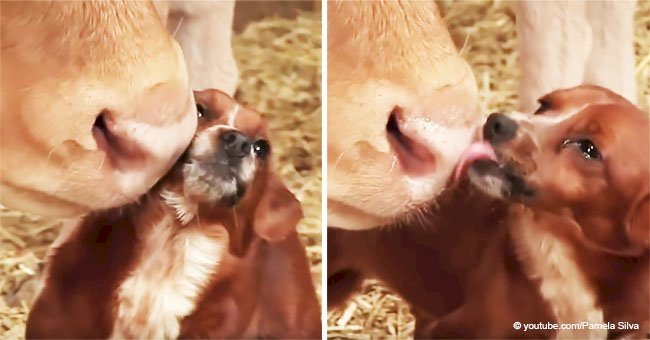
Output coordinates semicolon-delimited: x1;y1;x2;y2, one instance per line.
456;85;649;255
161;89;303;255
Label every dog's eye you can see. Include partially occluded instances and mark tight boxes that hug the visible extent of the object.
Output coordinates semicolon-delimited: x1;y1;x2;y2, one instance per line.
563;139;602;160
533;99;551;115
197;104;207;118
253;139;270;159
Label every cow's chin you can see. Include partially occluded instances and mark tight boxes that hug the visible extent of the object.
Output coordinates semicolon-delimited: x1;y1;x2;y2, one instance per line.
328;162;455;231
0;149;183;218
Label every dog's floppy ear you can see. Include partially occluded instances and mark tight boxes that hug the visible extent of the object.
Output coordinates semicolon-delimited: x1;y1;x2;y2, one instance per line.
627;194;649;247
254;172;303;242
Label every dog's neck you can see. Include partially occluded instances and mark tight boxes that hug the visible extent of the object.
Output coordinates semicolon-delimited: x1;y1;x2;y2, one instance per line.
509;207;607;339
110;191;228;339
158;177;258;257
509;205;650;338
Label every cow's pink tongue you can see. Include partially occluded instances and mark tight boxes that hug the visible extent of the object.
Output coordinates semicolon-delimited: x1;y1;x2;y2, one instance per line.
454;141;497;181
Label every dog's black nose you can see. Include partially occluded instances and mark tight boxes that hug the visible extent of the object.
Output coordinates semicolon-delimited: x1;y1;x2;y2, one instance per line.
220;131;251;158
484;113;518;144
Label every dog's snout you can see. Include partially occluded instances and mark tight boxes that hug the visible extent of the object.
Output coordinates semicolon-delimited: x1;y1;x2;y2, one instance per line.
484;113;517;144
220;131;251;158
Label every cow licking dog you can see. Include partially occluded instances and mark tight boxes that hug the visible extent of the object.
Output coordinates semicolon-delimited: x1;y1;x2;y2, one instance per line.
328;85;649;338
327;0;638;232
26;90;321;339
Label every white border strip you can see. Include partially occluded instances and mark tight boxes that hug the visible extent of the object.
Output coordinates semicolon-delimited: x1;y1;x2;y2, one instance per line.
321;0;328;338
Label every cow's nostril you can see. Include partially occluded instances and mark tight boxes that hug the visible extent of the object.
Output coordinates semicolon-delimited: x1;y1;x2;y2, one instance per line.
93;112;108;133
91;110;148;167
385;107;437;175
92;110;114;151
386;112;400;135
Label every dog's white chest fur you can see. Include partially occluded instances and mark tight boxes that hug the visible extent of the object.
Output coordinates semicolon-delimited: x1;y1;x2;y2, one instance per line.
111;215;225;339
511;209;606;339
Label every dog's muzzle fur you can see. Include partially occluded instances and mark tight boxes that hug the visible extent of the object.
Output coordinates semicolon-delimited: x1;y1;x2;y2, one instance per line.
183;126;258;205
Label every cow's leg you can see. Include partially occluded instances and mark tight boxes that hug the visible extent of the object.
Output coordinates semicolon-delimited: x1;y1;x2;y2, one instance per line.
584;0;637;104
514;1;592;113
167;1;239;95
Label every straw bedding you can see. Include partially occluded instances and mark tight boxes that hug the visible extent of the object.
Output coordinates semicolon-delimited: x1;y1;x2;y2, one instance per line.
326;0;650;338
0;12;321;339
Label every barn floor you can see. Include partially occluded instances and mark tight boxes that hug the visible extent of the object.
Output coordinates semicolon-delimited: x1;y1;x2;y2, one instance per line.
326;1;650;338
0;11;322;339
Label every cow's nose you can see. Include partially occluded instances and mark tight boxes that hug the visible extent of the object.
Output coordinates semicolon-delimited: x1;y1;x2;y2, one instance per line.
483;113;518;144
220;131;251;158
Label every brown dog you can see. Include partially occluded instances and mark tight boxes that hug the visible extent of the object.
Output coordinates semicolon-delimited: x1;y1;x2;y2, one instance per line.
26;90;320;339
329;85;649;338
455;84;649;338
